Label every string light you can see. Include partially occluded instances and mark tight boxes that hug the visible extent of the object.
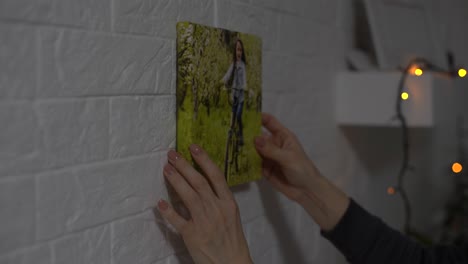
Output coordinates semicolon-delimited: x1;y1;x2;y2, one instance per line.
395;56;465;235
458;68;467;78
401;92;409;100
452;162;463;174
414;68;423;76
408;65;423;76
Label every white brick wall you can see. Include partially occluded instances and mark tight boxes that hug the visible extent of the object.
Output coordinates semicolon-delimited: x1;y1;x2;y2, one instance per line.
0;0;110;30
1;0;467;263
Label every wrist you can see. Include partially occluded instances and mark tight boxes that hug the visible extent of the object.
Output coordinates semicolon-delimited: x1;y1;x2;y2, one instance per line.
298;162;350;231
222;238;253;264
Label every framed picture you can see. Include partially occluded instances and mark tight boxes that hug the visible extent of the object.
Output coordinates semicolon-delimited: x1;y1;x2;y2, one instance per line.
176;22;262;187
364;0;447;70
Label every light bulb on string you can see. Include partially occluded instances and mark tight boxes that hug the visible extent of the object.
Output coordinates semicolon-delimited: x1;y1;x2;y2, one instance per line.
401;92;409;100
408;65;423;76
414;68;423;76
452;162;463;174
458;68;467;78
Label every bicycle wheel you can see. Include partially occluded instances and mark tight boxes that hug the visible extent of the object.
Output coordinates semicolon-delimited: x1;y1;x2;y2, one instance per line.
224;97;239;181
224;120;241;181
225;129;239;180
231;126;240;173
224;129;233;180
229;130;238;174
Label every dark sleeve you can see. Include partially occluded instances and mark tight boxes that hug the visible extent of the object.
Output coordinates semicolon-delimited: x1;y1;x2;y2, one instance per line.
321;199;468;264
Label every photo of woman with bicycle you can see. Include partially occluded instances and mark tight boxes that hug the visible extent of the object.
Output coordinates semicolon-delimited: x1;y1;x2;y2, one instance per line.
176;22;262;187
222;39;247;146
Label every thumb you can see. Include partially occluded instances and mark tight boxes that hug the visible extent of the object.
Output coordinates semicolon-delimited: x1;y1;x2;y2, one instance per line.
254;135;285;164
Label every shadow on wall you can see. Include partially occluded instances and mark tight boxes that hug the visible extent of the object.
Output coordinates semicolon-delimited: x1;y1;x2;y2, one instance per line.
256;180;308;263
153;206;195;264
153;180;308;263
340;126;403;176
339;126;435;177
339;125;454;235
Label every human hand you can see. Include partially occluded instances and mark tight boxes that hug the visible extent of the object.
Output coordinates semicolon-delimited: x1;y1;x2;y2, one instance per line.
254;113;320;202
254;113;349;231
158;145;252;264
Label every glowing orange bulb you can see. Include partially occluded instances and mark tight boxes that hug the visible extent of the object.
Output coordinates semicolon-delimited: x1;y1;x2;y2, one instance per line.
452;162;463;173
401;92;409;100
408;65;423;76
387;187;396;195
459;69;467;78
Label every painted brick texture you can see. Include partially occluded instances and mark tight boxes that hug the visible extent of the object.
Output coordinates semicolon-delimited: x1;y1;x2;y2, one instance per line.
1;0;466;264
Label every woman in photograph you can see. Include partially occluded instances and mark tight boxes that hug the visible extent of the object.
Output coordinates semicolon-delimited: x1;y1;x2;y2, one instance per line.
222;39;248;146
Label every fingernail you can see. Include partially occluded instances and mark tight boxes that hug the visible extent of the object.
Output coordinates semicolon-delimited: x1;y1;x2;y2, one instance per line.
158;199;169;211
189;144;201;155
164;164;175;176
168;150;180;164
255;136;266;147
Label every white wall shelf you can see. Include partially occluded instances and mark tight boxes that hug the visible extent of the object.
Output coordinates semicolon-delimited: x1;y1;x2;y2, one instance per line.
335;72;454;127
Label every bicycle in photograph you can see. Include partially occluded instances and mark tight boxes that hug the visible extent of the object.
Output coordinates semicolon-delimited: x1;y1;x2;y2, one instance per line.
224;87;243;180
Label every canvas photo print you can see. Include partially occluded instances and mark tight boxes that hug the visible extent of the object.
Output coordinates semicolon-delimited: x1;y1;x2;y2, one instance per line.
176;22;262;186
